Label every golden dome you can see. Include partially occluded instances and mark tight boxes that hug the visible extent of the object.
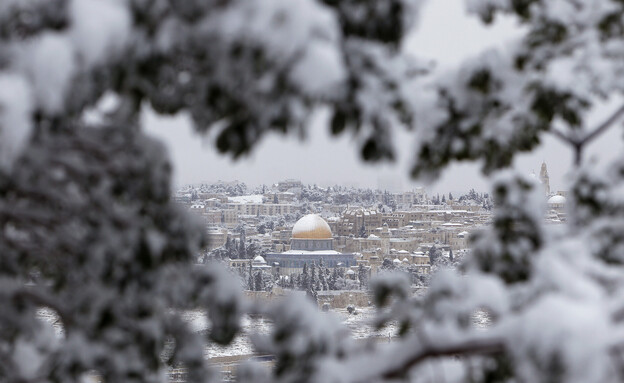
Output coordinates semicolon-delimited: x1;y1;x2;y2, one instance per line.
292;214;332;239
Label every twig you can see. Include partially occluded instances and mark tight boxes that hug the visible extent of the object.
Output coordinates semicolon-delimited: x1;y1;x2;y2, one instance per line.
549;127;577;146
382;338;505;379
579;103;624;147
548;103;624;166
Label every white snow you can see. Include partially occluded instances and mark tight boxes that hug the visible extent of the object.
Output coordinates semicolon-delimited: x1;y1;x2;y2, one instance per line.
212;0;340;59
506;295;613;383
15;33;76;115
69;0;132;67
13;338;43;379
290;40;346;98
253;255;267;264
0;73;32;170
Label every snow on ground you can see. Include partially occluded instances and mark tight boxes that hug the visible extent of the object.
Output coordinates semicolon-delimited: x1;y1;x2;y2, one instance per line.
37;296;491;360
182;306;401;358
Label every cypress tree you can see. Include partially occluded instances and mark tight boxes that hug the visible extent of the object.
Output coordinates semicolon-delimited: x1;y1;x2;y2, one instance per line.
254;271;264;292
359;223;366;238
225;236;232;258
319;258;328;291
248;261;254;291
358;264;368;290
310;262;318;293
238;228;246;259
301;263;309;291
329;269;338;290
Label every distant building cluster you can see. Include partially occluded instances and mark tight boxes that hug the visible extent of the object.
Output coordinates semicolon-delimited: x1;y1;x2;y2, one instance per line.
175;168;564;291
175;179;497;290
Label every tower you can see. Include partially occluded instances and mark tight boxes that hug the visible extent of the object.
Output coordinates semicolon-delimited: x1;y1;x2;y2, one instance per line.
539;162;550;196
380;223;390;255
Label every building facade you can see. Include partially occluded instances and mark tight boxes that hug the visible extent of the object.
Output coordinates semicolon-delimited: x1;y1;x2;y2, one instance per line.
266;214;356;275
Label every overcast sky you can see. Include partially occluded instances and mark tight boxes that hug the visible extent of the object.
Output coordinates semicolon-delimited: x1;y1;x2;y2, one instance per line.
144;0;624;195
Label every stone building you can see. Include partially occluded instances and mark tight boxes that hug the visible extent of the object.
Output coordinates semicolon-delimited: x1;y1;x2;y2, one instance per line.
331;208;382;237
393;188;427;207
277;179;303;192
226;202;295;216
206;228;228;250
266;214;356;275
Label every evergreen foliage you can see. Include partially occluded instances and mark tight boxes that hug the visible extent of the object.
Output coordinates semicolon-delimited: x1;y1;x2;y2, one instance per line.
319;259;329;291
358;264;368;290
358;223;367;238
310;262;318;293
238;228;247;259
248;261;254;291
301;263;309;291
254;271;264;292
5;1;624;382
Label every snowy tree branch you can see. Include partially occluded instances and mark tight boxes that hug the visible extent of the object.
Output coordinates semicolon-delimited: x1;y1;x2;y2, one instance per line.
549;103;624;166
579;103;624;147
549;127;577;146
13;288;73;328
380;338;505;380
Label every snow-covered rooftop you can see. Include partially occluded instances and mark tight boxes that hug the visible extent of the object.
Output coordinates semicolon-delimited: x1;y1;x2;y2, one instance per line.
281;250;342;255
253;255;267;264
228;195;264;204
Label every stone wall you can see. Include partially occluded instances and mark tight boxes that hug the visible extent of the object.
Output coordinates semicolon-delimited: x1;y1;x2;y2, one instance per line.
244;288;373;309
317;291;372;309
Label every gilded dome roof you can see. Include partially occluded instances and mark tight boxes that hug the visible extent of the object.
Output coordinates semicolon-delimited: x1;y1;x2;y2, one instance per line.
292;214;332;239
